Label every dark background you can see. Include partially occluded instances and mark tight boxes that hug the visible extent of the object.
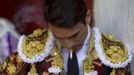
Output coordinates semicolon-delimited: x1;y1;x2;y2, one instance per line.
0;0;93;35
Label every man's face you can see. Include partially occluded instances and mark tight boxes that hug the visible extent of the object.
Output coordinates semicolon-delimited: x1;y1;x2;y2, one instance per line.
49;22;88;52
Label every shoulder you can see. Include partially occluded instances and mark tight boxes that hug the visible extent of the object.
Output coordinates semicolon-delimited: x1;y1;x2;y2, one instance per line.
0;52;28;75
17;29;56;63
92;27;132;68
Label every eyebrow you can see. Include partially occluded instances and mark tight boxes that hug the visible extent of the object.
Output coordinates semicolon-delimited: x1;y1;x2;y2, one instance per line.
54;30;81;39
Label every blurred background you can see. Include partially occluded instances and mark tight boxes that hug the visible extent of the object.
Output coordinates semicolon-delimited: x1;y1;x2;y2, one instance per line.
0;0;134;74
0;0;92;65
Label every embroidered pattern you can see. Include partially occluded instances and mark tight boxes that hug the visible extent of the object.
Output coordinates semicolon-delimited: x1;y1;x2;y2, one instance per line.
48;44;63;73
18;29;55;63
93;27;132;68
83;32;98;75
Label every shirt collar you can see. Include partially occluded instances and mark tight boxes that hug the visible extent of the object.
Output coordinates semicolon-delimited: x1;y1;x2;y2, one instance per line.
61;25;91;75
76;25;91;75
76;25;91;54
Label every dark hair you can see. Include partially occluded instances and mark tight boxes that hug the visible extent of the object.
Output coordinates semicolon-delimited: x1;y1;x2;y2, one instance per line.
43;0;87;28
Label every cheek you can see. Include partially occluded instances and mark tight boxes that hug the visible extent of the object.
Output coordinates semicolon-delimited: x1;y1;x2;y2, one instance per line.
72;36;84;43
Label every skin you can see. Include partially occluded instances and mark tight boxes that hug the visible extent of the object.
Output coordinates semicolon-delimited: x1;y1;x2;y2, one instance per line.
49;10;91;52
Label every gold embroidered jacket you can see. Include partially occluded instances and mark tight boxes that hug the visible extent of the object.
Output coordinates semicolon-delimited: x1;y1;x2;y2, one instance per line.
0;28;132;75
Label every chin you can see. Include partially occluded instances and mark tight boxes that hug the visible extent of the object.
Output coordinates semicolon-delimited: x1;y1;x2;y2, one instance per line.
63;43;83;52
72;45;83;52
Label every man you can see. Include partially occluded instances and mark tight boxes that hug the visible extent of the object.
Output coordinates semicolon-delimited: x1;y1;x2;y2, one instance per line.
0;0;132;75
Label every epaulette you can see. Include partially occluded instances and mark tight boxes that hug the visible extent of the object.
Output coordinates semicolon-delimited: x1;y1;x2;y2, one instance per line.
17;29;55;63
93;27;132;68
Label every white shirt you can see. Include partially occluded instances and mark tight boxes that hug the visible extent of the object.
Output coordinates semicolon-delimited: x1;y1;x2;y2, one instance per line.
62;26;91;75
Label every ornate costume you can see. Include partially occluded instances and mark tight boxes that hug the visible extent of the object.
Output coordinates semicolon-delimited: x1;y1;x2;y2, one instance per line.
0;27;132;75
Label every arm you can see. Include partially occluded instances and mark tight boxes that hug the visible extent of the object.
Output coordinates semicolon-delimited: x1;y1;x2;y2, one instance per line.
0;52;30;75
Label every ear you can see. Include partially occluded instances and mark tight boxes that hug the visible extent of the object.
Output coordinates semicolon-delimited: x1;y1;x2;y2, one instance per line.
85;9;91;25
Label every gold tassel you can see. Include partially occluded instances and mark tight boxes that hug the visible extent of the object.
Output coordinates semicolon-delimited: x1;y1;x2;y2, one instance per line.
28;64;38;75
110;69;116;75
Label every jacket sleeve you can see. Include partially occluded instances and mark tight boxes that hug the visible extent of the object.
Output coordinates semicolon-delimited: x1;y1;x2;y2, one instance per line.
0;29;49;75
0;52;30;75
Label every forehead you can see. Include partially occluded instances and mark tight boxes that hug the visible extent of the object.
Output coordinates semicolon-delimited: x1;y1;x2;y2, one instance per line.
49;23;83;38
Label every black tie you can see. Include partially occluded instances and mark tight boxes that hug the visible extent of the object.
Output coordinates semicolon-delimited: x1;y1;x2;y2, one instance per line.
67;52;79;75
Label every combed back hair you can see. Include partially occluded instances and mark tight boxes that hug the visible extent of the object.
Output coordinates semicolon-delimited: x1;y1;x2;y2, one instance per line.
43;0;88;28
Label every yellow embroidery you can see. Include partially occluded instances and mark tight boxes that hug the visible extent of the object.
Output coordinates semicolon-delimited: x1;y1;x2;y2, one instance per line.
22;29;48;59
105;46;128;63
50;44;63;69
22;39;45;58
83;56;95;73
29;29;45;37
88;33;98;60
7;64;16;74
116;65;130;75
110;69;116;75
83;33;99;73
16;55;23;63
102;34;129;64
1;61;7;71
29;64;37;75
110;68;127;75
42;72;49;75
104;34;116;41
9;55;14;61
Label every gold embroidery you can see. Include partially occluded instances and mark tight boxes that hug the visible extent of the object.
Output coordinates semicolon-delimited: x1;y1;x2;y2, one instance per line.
104;34;116;41
44;43;63;74
0;61;7;71
110;68;128;75
29;29;46;37
83;56;95;73
42;71;49;75
116;65;130;75
50;44;64;69
83;33;99;73
29;64;37;75
22;39;45;58
0;53;26;74
16;55;23;63
16;63;27;74
102;34;129;64
105;46;128;63
110;69;116;75
7;64;16;75
22;29;48;59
